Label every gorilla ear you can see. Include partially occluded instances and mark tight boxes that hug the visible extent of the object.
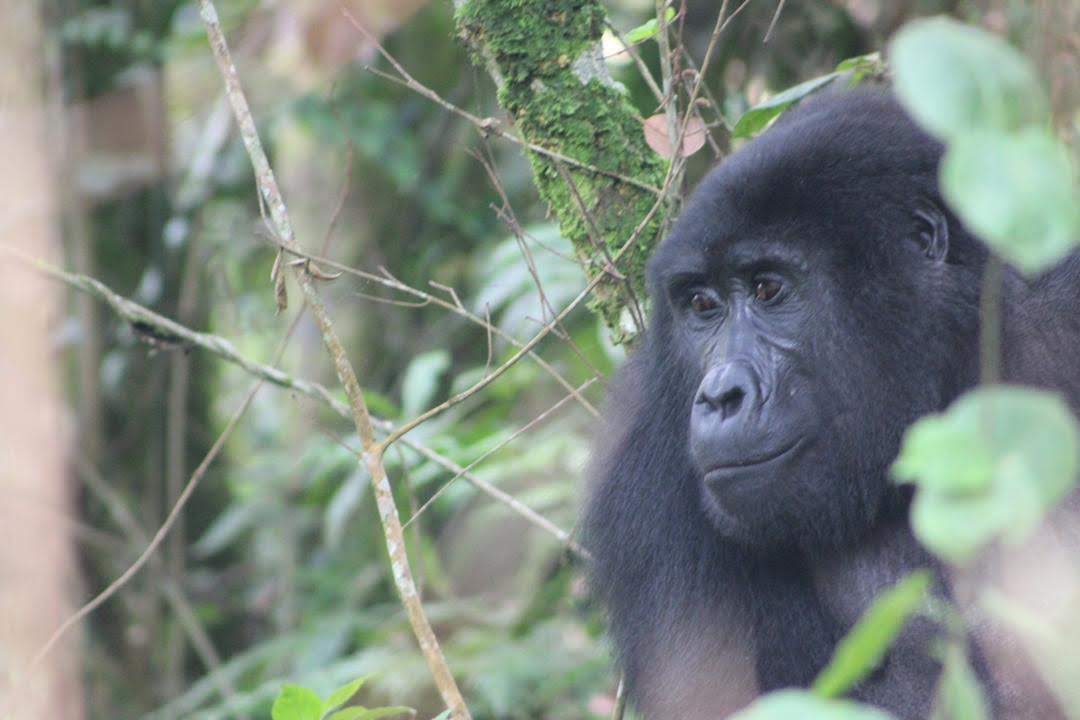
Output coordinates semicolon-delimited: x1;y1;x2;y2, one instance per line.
913;203;949;263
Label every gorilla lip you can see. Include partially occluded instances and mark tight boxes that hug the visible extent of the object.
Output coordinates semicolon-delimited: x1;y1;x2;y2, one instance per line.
703;438;805;479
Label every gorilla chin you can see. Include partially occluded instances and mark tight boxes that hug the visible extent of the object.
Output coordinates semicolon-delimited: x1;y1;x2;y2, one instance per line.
697;436;814;543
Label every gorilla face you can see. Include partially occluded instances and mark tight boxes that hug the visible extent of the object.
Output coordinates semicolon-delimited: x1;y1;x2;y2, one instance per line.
645;114;983;549
669;239;824;537
653;229;838;545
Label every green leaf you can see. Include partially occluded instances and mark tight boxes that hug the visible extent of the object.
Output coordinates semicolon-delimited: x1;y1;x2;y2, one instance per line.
731;689;898;720
908;491;1009;567
429;711;453;720
732;73;839;140
271;685;324;720
890;17;1048;140
894;386;1080;565
941;128;1079;276
835;52;885;84
814;572;932;698
931;645;991;720
836;52;881;75
624;7;676;44
401;350;451;418
325;707;413;720
324;677;368;714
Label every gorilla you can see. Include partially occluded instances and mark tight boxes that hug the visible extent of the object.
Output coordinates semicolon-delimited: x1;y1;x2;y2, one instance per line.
584;89;1080;719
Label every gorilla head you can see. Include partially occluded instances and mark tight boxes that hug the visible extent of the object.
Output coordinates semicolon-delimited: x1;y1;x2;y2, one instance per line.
643;90;984;550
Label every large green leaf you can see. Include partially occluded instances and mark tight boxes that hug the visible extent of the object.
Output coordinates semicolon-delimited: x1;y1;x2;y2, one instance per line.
814;572;932;698
731;690;898;720
890;17;1048;140
894;386;1080;565
941;128;1079;275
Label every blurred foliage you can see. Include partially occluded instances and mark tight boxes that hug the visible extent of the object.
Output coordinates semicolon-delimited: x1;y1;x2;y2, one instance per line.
48;1;1077;719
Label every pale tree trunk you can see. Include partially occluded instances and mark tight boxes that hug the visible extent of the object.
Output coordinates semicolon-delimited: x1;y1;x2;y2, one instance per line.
0;1;84;718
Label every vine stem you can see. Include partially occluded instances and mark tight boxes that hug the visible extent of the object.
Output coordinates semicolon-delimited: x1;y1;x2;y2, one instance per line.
195;2;471;716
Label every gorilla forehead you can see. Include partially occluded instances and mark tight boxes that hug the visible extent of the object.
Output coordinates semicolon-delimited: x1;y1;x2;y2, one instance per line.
650;90;943;279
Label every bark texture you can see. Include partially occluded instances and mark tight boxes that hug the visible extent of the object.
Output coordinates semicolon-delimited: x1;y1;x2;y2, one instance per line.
454;0;666;341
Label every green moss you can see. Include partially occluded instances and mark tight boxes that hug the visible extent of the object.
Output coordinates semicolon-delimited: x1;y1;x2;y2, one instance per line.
456;0;666;341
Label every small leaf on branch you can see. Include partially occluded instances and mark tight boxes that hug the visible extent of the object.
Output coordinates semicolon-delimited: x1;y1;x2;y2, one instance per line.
731;72;839;140
643;114;707;159
624;7;677;44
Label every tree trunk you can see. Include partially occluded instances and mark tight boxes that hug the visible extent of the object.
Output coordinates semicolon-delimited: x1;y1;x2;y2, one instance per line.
453;0;666;341
0;1;84;718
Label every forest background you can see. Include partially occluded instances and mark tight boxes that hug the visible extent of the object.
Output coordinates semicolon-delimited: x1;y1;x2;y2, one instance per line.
0;1;1076;719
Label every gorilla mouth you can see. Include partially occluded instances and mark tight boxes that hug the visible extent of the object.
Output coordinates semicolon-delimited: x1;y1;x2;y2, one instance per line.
703;438;806;478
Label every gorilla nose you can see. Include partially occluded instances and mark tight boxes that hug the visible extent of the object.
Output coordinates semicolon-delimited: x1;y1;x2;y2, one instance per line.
696;363;761;422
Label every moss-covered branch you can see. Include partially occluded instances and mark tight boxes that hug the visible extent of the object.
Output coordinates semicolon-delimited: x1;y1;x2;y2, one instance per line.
453;0;666;341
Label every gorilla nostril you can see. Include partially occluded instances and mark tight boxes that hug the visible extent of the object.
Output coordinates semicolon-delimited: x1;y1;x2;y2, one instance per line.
719;386;745;420
696;364;759;420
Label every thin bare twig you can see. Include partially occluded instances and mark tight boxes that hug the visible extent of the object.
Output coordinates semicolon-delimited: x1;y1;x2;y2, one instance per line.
611;676;627;720
76;459;242;711
196;2;470;715
31;369;263;669
470;143;606;381
1;246;587;557
339;6;662;197
376;163;675;450
397;432;589;559
603;19;665;106
660;0;752;206
404;378;597;531
655;0;681;154
763;0;787;44
553;161;646;333
275;244;602;417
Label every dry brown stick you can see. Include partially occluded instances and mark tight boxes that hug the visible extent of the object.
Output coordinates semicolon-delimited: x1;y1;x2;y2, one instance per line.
673;0;747;151
196;3;470;716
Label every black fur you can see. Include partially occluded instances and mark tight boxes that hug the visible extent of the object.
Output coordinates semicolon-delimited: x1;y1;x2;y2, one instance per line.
584;89;1080;719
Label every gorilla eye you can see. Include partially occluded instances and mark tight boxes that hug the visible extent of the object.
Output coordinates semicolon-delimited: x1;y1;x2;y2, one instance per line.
753;278;782;303
689;290;719;316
